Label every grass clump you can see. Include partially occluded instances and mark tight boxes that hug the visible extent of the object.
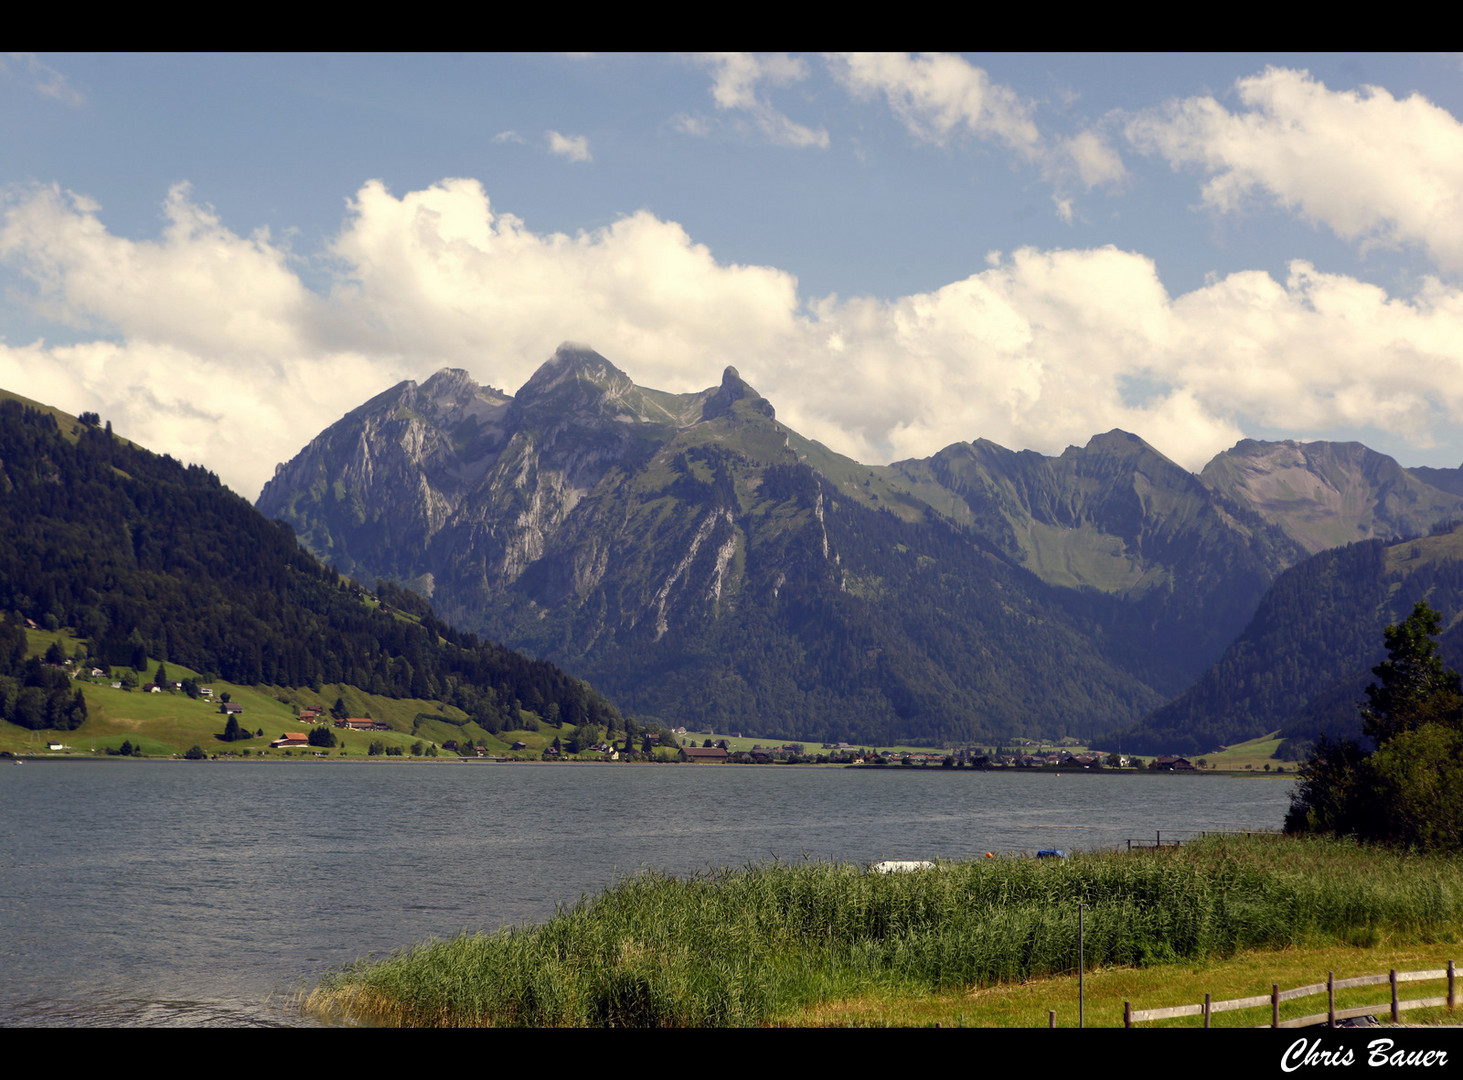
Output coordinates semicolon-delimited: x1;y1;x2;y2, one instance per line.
305;834;1463;1027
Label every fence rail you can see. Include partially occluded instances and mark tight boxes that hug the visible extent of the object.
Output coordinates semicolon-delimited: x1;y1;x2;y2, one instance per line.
1125;963;1457;1028
1123;830;1281;852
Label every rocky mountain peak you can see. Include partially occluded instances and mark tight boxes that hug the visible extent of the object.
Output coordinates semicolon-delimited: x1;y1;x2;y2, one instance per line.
701;365;775;423
1076;429;1167;463
1200;437;1463;554
511;344;650;426
405;368;511;432
518;344;632;398
419;367;486;405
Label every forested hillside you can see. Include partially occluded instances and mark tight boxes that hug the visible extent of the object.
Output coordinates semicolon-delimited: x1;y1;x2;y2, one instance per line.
0;397;620;734
1120;525;1463;756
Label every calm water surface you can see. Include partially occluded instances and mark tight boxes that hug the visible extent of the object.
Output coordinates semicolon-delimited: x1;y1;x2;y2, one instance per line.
0;759;1293;1027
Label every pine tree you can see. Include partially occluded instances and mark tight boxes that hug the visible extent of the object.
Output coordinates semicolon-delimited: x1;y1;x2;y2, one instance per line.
1362;601;1463;744
1287;601;1463;848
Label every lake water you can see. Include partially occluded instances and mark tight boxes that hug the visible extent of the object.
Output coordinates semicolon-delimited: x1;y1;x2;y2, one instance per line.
0;759;1294;1027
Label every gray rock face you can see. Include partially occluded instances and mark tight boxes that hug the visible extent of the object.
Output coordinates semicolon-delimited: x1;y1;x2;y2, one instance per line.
1200;439;1463;554
257;345;779;627
258;367;515;591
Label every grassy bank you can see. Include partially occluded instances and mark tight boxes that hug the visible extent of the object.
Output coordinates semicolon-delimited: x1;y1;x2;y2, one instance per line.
781;941;1463;1026
304;835;1463;1027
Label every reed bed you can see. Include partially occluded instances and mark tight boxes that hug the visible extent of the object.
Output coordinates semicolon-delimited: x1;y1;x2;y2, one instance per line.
304;834;1463;1027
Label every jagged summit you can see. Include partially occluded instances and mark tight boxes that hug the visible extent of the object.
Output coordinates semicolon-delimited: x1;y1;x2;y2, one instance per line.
519;344;632;395
701;365;775;423
513;344;654;426
420;366;489;400
1067;429;1169;462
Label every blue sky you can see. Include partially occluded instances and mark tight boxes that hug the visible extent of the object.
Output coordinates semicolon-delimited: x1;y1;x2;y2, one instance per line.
3;52;1463;499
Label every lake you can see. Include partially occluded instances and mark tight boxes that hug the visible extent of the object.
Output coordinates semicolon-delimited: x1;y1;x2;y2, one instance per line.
0;759;1294;1026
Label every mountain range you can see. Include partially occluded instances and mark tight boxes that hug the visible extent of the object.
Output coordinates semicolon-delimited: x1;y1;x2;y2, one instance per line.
255;345;1463;750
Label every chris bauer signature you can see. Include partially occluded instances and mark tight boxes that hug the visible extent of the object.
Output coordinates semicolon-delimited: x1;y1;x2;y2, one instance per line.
1282;1038;1449;1070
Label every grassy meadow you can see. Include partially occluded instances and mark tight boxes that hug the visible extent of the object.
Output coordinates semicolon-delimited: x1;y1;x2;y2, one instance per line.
4;627;597;759
304;834;1463;1028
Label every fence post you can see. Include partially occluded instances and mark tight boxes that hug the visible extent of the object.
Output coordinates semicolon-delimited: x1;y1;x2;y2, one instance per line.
1124;1001;1132;1029
1391;969;1399;1024
1272;984;1279;1028
1204;992;1211;1029
1049;1010;1056;1028
1450;960;1457;1012
1328;971;1335;1028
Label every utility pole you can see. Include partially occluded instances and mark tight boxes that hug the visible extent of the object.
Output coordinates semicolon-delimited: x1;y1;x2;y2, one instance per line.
1078;902;1086;1029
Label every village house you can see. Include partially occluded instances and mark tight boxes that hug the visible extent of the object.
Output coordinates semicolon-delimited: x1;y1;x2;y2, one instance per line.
682;746;730;763
335;717;386;731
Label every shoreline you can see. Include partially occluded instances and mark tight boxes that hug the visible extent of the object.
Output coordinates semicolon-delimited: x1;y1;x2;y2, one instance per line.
3;751;1297;781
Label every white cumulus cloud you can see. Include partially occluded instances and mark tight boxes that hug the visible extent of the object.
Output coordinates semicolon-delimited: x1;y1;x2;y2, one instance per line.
7;178;1463;504
1126;66;1463;273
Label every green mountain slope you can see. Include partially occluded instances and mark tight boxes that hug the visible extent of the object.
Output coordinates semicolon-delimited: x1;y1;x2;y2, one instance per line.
871;431;1306;694
1121;523;1463;756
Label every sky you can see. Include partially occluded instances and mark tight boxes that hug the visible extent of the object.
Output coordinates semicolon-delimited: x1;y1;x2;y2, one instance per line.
4;52;1463;501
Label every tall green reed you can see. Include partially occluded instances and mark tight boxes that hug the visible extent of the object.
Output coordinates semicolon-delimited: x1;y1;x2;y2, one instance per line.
305;835;1463;1027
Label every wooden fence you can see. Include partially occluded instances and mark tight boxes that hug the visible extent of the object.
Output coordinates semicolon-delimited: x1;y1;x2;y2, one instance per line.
1123;830;1280;852
1125;963;1457;1028
1124;831;1183;851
